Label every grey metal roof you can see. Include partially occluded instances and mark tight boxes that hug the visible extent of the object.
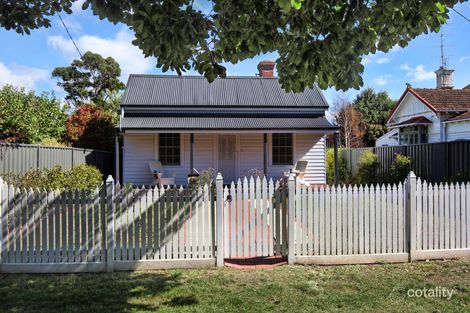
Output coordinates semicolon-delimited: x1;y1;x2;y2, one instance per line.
121;75;329;108
120;117;337;130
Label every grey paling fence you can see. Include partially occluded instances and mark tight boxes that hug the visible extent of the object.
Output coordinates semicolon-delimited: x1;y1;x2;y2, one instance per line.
341;140;470;183
0;143;114;177
291;174;470;265
0;177;215;273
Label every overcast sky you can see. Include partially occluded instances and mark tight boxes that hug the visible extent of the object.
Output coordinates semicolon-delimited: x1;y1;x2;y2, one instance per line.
1;1;469;105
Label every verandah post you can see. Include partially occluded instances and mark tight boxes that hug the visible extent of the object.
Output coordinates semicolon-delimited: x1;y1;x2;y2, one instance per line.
106;175;115;272
288;173;296;265
216;173;224;267
406;171;417;262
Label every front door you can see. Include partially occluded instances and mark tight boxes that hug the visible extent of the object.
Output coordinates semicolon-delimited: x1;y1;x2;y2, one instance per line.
218;135;236;182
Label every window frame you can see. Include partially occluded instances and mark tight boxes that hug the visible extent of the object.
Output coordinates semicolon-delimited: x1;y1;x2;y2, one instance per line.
159;133;181;166
271;133;294;166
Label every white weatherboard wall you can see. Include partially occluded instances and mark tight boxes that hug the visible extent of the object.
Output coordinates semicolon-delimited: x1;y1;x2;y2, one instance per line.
445;120;470;141
390;93;441;143
123;133;326;185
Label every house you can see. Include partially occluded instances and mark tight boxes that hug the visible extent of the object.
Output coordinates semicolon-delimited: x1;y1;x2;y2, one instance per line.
377;66;470;146
115;61;338;185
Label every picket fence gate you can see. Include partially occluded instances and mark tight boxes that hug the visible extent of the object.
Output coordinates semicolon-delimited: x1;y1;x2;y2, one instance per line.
1;172;470;273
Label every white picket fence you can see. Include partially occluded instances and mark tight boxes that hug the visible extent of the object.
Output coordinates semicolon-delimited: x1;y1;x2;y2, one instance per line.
1;172;469;273
0;177;215;273
290;173;470;265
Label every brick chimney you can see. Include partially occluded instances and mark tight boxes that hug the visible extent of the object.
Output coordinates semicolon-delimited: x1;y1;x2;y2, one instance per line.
435;66;454;89
257;60;276;77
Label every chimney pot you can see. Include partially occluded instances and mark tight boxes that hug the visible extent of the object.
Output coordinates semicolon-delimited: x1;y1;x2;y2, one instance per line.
257;60;276;77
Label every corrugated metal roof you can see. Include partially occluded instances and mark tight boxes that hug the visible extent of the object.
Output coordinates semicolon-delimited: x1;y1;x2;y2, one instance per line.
120;117;337;130
121;75;328;108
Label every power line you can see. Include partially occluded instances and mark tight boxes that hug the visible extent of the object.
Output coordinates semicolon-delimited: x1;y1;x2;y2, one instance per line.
451;7;470;24
57;12;83;58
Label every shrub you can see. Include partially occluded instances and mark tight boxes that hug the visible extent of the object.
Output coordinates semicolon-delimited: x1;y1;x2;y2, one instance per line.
2;165;102;190
389;154;412;184
356;150;378;184
39;137;68;147
65;104;115;151
326;148;350;184
0;85;67;144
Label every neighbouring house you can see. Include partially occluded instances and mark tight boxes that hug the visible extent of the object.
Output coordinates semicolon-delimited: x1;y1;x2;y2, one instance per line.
116;61;338;186
376;65;470;147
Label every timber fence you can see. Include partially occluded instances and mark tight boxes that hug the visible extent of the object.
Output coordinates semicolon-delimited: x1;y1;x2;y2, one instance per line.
0;172;469;273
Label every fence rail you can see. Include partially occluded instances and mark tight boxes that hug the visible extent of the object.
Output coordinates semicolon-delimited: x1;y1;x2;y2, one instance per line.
1;172;469;273
0;143;114;177
341;140;470;183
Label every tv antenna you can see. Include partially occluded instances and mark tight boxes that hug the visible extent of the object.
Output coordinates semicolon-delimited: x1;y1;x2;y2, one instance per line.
440;29;448;68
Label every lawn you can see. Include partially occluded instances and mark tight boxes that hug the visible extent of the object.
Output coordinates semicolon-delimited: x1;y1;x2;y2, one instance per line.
0;259;469;313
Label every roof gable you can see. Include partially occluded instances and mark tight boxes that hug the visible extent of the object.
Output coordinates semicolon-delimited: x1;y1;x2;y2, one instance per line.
387;89;435;123
121;75;329;108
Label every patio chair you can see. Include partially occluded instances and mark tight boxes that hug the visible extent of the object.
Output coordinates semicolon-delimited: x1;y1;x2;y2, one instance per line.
148;161;176;186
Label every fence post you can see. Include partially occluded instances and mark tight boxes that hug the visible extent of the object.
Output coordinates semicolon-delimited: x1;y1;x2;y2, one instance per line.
216;173;224;267
106;175;115;272
406;171;417;262
288;173;296;265
0;176;4;268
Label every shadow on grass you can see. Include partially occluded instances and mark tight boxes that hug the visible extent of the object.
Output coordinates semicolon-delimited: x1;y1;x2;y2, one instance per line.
0;271;191;313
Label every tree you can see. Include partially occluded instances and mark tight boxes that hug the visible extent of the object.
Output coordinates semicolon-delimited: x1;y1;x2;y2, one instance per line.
0;1;460;92
333;96;364;148
0;85;67;144
65;104;115;151
52;51;125;107
353;88;395;146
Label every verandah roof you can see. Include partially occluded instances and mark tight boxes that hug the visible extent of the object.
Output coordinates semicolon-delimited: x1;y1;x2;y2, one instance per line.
119;116;337;132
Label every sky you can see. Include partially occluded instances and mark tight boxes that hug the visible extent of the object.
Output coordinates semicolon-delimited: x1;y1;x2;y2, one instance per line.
1;1;469;106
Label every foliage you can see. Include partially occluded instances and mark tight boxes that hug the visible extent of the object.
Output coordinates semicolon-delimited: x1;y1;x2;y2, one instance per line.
353;88;395;146
3;164;102;189
333;96;364;148
39;137;68;147
188;168;216;187
65;104;115;151
356;150;379;184
363;124;388;147
326;148;350;185
242;168;265;180
52;51;125;108
0;1;460;92
0;85;68;144
389;154;412;184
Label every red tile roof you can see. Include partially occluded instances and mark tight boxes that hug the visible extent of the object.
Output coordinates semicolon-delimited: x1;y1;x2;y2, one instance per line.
387;86;470;124
446;110;470;122
391;116;432;127
411;88;470;112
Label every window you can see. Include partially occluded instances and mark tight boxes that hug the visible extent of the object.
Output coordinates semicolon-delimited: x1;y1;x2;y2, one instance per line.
159;134;180;165
272;133;293;165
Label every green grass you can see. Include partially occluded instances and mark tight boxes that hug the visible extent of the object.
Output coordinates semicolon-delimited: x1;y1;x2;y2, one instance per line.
1;259;469;313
